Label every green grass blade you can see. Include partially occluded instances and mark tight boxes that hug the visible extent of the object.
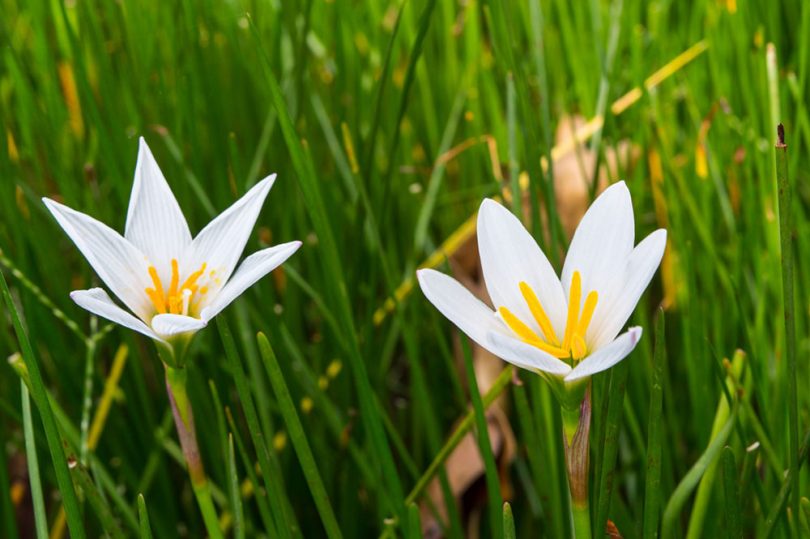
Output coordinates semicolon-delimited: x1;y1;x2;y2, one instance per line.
503;502;516;539
21;380;48;539
721;447;743;539
775;123;800;533
406;503;422;539
217;318;292;539
0;272;86;539
138;494;154;539
594;360;629;535
257;333;342;539
642;309;666;539
459;337;503;539
226;433;245;539
225;408;278;536
686;353;745;538
762;429;810;537
70;461;126;539
662;404;738;537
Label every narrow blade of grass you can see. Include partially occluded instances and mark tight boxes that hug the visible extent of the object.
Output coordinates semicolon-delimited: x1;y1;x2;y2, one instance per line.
459;337;503;539
257;333;342;539
721;447;743;539
0;272;86;539
594;359;630;535
217;318;292;539
138;494;154;539
686;352;745;538
661;404;738;537
642;309;665;539
226;433;245;539
21;380;48;539
775;123;799;532
503;502;516;539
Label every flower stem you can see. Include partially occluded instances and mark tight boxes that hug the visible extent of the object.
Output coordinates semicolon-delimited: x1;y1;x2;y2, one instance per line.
562;388;592;539
165;366;224;539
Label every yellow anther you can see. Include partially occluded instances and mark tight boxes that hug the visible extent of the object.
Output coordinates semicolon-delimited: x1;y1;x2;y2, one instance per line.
168;296;183;315
519;281;559;345
499;307;569;358
146;266;167;314
571;334;588;360
180;263;207;292
144;260;209;316
145;288;166;314
168;259;180;299
501;271;599;363
562;271;582;351
576;290;599;339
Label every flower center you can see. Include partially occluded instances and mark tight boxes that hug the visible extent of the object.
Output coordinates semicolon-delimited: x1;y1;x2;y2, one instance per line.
145;259;209;316
498;270;598;363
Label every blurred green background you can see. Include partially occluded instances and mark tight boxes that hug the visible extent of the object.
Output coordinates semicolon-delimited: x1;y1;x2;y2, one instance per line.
1;0;809;537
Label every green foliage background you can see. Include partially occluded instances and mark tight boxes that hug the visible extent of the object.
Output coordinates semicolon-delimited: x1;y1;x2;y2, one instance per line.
1;0;809;536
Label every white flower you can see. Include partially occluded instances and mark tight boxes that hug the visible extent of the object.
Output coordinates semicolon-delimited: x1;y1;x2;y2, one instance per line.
44;138;301;358
417;181;666;384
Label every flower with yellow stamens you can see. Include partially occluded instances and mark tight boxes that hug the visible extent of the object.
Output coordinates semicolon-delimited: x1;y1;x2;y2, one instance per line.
417;182;666;387
43;137;301;365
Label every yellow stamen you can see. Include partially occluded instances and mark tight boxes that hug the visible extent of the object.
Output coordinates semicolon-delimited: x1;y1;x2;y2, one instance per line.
576;290;599;339
144;260;209;316
499;307;569;358
561;271;582;351
169;295;183;314
500;270;600;363
168;259;180;300
180;263;207;291
146;266;167;314
571;334;588;360
519;281;559;345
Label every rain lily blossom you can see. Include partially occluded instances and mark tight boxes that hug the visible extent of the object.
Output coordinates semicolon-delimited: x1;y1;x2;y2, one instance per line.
44;137;301;366
417;181;666;401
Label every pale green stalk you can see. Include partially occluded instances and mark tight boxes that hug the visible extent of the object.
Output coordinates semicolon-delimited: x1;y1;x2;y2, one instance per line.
562;389;592;539
164;365;224;539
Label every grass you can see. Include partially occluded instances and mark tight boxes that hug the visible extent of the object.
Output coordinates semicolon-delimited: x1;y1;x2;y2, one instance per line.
1;0;809;536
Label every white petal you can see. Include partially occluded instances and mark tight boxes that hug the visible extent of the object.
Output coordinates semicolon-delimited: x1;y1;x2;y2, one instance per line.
182;176;275;294
589;229;667;348
124;138;192;280
477;199;568;337
199;241;301;321
44;198;154;320
151;313;207;337
565;327;642;382
417;269;499;347
71;288;162;342
561;181;635;318
486;332;572;376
